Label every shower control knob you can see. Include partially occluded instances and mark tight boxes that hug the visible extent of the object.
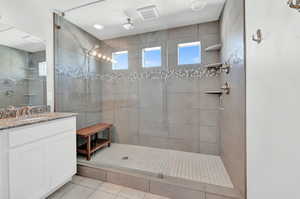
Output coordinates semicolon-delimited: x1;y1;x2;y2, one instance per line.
221;62;231;74
221;82;230;95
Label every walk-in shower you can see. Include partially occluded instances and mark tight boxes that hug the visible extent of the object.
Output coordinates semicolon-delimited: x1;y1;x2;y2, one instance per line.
53;0;245;198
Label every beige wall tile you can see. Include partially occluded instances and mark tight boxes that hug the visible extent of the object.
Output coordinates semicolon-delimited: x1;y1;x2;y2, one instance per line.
200;142;219;155
77;165;107;182
200;126;219;144
150;180;205;199
107;171;149;192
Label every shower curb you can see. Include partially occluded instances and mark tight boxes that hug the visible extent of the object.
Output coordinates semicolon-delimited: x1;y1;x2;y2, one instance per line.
77;164;243;199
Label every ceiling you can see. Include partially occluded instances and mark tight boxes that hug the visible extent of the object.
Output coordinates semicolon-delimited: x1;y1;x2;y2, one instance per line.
63;0;226;40
0;23;45;53
0;0;225;43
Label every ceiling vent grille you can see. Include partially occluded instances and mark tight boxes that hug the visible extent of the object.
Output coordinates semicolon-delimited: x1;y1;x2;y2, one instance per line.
137;5;159;21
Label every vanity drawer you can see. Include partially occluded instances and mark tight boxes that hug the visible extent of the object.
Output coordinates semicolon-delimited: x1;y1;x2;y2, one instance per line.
9;117;76;148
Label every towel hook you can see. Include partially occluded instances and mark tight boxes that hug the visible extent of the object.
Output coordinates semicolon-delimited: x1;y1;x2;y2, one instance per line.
252;29;262;44
287;0;300;11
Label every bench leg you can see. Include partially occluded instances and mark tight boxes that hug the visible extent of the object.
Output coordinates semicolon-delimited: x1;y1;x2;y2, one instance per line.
87;135;91;160
108;127;111;147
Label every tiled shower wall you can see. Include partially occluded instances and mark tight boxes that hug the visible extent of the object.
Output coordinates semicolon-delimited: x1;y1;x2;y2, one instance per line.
100;22;221;154
220;0;246;197
54;15;222;155
0;45;46;108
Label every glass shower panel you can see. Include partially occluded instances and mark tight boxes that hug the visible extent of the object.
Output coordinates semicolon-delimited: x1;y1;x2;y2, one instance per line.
54;15;102;131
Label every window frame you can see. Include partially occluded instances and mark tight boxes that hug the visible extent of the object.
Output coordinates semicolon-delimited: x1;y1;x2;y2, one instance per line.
177;41;201;66
142;46;162;68
38;61;47;77
112;50;129;70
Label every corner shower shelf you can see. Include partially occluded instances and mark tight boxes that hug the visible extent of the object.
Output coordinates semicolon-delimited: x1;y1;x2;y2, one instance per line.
24;94;37;96
23;78;36;81
205;44;222;52
23;67;37;71
203;63;223;69
204;90;223;95
20;104;33;106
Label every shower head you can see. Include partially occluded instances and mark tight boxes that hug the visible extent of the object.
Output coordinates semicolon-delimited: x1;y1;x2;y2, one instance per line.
90;45;100;51
93;45;100;49
86;45;100;55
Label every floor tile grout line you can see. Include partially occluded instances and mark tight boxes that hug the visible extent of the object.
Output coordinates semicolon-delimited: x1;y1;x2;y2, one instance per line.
86;187;117;199
56;183;76;199
70;181;102;191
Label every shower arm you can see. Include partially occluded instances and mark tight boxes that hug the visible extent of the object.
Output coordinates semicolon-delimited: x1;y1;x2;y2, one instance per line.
59;0;106;16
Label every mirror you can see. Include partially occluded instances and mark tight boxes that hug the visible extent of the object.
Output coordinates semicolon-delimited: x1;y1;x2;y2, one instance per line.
0;23;47;109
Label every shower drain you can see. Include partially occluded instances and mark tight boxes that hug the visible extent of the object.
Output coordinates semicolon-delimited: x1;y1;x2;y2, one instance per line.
122;156;129;160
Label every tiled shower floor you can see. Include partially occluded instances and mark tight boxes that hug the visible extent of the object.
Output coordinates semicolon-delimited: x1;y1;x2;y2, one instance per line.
77;144;233;188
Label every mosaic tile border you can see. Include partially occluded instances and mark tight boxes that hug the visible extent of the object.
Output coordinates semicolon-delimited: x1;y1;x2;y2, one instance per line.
55;65;221;81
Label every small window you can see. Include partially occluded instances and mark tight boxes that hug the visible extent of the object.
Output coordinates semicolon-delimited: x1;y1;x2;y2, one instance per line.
142;46;162;68
112;51;128;70
178;41;201;65
38;62;47;76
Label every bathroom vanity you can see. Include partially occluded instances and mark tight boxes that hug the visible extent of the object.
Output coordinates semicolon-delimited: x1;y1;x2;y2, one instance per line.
0;113;77;199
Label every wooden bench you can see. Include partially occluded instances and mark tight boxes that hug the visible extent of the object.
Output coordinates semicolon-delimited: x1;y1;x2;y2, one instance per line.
77;123;112;160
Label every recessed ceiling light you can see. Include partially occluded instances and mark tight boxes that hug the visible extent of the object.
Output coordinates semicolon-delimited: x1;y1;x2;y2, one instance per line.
191;0;207;11
93;24;104;30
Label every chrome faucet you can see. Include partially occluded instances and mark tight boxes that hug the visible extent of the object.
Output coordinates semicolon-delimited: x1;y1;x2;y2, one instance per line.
19;107;27;118
27;106;34;116
18;106;34;118
5;106;31;119
0;105;47;120
0;110;5;119
7;106;19;118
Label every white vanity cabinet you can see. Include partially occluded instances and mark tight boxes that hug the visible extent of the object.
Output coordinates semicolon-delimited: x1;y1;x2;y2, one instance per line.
0;116;77;199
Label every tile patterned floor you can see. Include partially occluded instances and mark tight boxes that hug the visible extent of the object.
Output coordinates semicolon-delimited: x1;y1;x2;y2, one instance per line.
78;144;233;188
47;175;169;199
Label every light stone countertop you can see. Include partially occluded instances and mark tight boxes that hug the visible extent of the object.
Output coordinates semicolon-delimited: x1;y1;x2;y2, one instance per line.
0;112;77;131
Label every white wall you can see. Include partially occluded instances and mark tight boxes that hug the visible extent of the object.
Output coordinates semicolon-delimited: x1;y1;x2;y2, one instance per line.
0;134;9;199
0;0;55;110
246;0;300;198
